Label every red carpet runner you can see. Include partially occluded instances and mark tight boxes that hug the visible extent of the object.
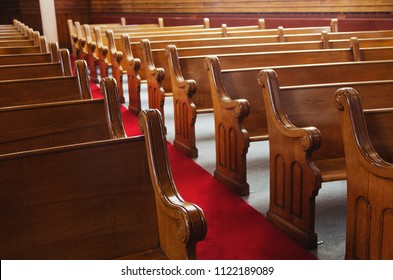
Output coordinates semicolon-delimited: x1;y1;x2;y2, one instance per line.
91;81;316;260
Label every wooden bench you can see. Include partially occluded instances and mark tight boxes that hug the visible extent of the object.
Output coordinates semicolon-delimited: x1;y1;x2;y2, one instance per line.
204;58;393;196
128;27;393;89
0;77;124;154
0;48;72;80
67;18;126;59
166;44;393;160
0;42;60;65
76;19;166;61
335;87;393;260
105;21;335;86
109;23;336;103
257;72;393;250
0;34;29;41
140;36;393;116
0;107;206;260
0;59;91;107
0;33;48;55
81;19;165;82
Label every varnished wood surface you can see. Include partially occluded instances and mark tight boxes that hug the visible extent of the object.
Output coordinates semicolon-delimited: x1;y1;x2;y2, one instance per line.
205;58;393;196
100;23;334;105
142;35;393;117
166;43;393;159
258;72;393;249
89;0;393;13
0;108;206;259
335;88;393;260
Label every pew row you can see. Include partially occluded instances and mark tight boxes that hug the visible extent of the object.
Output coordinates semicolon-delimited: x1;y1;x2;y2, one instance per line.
257;71;393;249
167;43;393;160
0;48;72;80
108;23;337;103
67;18;126;59
140;36;393;116
0;31;47;54
0;77;124;154
0;60;91;107
205;58;393;196
335;88;393;260
83;18;210;81
76;18;167;74
95;18;264;81
0;107;207;259
132;28;393;104
81;18;165;82
0;42;60;65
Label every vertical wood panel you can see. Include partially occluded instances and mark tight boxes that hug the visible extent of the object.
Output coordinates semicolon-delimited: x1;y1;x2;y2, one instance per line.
90;0;393;13
54;0;90;48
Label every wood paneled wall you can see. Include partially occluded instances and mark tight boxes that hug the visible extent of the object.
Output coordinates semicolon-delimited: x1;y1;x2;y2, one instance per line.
1;0;393;51
90;0;393;13
54;0;90;48
0;0;42;35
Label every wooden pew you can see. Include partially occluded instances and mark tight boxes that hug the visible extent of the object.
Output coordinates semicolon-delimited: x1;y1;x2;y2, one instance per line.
82;18;165;82
166;44;393;160
76;19;161;61
67;18;126;59
0;34;28;41
0;106;206;260
204;58;393;196
257;72;393;249
335;88;393;260
0;60;91;107
0;33;48;54
105;22;336;98
140;36;393;115
114;22;335;72
0;77;124;154
0;42;59;65
0;48;72;80
129;27;393;89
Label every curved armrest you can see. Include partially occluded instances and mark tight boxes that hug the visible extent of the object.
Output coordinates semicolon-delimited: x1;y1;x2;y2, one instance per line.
165;44;196;97
258;69;321;152
138;109;207;259
205;55;250;120
335;87;393;178
100;78;127;139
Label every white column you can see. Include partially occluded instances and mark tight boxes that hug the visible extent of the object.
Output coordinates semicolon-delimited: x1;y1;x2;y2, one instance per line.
39;0;59;44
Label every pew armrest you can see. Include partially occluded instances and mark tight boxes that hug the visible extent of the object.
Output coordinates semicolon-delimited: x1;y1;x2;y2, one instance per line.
205;56;250;120
138;109;207;259
166;44;195;97
258;69;321;152
335;87;393;178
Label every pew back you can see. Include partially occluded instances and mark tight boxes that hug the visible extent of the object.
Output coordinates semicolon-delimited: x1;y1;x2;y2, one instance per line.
0;48;72;80
0;109;206;260
0;99;121;154
0;59;91;107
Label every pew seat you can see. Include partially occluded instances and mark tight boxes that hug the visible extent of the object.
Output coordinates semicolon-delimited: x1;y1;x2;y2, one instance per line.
257;71;393;249
335;88;393;260
0;108;206;259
